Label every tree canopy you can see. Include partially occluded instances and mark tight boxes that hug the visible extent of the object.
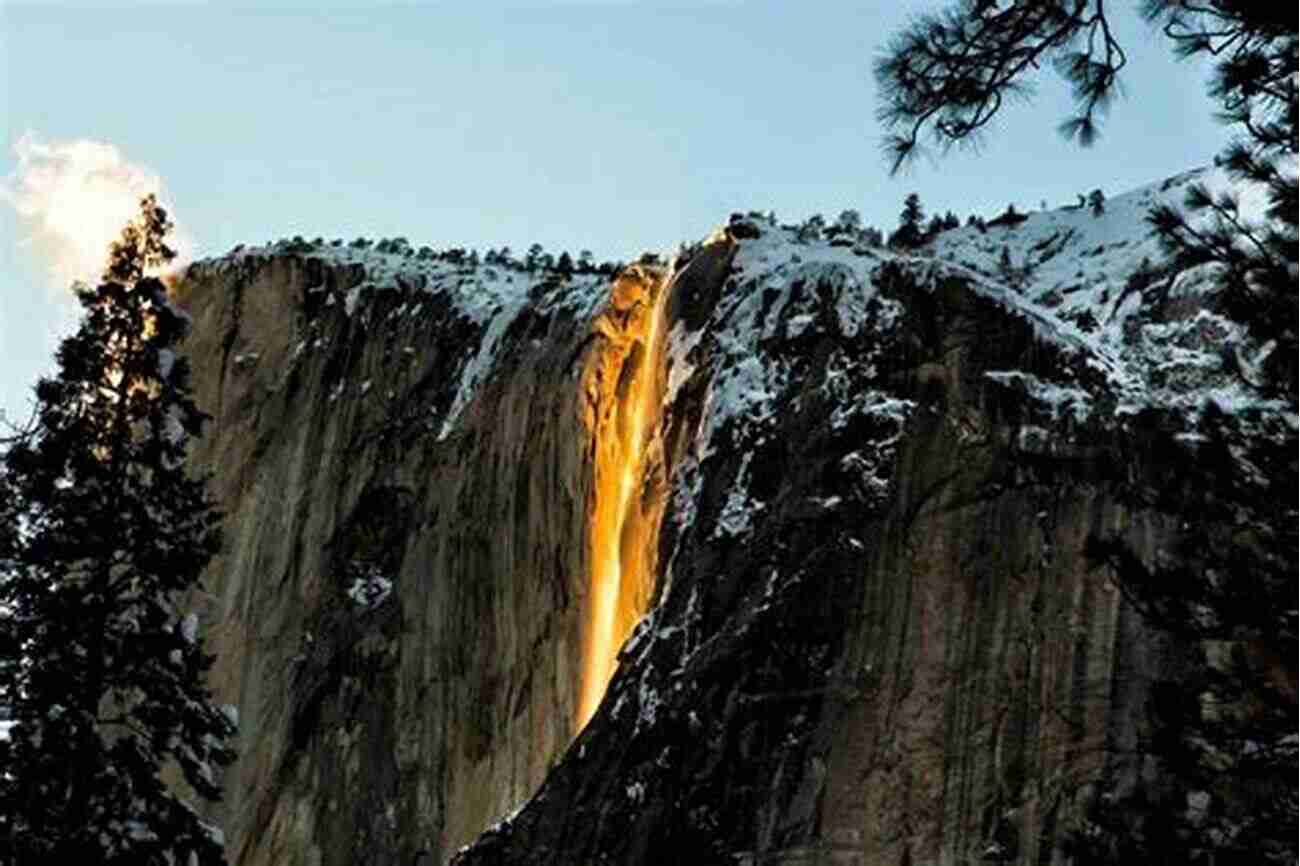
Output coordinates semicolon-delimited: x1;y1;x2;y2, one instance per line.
878;3;1297;863
0;196;235;864
876;1;1296;173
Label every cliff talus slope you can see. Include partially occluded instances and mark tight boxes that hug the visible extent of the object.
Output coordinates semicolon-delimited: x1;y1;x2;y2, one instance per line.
179;167;1280;865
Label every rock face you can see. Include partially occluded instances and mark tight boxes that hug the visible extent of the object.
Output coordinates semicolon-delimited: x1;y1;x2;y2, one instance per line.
181;250;626;863
179;169;1273;865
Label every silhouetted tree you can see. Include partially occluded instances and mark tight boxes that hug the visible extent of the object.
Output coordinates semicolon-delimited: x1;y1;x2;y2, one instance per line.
1076;403;1296;866
876;0;1129;169
879;3;1297;862
525;243;544;271
0;196;236;864
796;214;826;243
988;202;1027;228
889;193;926;249
837;209;862;234
1088;188;1106;216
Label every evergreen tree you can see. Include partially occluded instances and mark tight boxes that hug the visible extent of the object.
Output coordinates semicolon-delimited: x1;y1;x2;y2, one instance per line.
827;209;863;242
1075;402;1297;865
889;193;926;249
0;195;236;864
525;243;544;271
796;214;826;243
1088;187;1106;216
878;3;1297;862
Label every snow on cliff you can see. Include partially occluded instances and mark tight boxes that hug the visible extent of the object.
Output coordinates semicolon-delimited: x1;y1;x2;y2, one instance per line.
924;164;1286;424
679;162;1282;454
189;240;614;441
188;162;1280;462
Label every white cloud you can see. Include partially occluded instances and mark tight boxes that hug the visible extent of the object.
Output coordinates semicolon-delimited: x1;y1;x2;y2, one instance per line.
2;132;193;291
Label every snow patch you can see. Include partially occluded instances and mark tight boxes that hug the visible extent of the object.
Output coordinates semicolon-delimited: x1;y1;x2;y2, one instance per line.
665;320;704;405
713;451;760;538
347;572;393;608
985;371;1094;424
180;612;198;645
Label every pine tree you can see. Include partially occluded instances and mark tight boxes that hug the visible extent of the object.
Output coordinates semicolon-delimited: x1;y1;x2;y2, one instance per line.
525;242;544;271
836;209;862;235
1087;187;1105;216
889;193;926;249
1074;402;1297;865
878;3;1297;862
0;195;236;864
795;214;826;243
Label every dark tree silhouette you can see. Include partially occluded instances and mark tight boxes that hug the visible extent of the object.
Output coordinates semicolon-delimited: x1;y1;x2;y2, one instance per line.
1087;187;1106;216
889;193;926;249
0;196;236;864
1074;402;1297;865
875;0;1127;170
879;3;1297;863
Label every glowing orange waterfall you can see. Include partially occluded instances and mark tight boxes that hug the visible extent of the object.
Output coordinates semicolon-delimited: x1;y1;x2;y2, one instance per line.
576;267;669;732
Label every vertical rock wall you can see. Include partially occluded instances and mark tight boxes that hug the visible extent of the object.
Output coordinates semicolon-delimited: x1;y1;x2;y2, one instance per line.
181;251;671;865
810;275;1177;866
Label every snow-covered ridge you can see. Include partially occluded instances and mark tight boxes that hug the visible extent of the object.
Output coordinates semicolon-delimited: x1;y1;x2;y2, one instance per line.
189;236;621;325
186;161;1281;454
700;163;1281;438
659;219;917;573
924;163;1285;422
186;237;620;440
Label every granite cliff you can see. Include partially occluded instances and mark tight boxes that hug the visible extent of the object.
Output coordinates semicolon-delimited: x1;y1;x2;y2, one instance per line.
176;166;1282;865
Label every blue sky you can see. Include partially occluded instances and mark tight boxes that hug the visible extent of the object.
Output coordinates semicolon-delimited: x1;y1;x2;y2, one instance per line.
1;1;1228;423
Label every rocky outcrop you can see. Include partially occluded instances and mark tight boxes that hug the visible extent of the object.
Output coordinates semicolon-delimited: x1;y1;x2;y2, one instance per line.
179;169;1271;865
